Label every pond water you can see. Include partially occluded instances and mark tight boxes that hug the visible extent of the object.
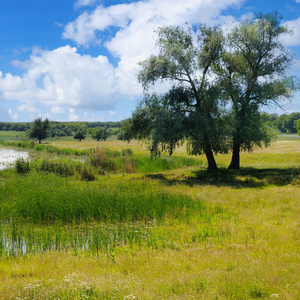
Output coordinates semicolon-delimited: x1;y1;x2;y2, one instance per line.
0;148;29;170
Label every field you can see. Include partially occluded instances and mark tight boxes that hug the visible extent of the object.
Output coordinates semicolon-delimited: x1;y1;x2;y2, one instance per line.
0;133;299;299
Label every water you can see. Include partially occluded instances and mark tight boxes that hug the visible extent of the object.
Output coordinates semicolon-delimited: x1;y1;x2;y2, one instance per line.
0;148;29;170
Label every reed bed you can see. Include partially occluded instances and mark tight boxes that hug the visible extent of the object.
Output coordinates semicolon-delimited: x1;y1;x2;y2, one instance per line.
0;172;203;224
0;171;230;259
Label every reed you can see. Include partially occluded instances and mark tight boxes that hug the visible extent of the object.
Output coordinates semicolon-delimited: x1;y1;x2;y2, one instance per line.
0;172;204;224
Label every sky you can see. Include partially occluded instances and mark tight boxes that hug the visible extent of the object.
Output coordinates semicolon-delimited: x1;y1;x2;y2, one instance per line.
0;0;300;122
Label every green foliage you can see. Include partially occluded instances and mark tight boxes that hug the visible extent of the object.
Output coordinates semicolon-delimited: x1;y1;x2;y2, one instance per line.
127;14;298;171
89;146;117;173
81;163;96;181
0;172;202;224
15;157;30;174
281;112;300;133
128;24;226;170
217;12;298;169
91;127;104;141
36;157;80;177
27;118;50;144
90;126;113;141
0;122;30;131
74;131;86;142
102;126;112;141
297;119;300;135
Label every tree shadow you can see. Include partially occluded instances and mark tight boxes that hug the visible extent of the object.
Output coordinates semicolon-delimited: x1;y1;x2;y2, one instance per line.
145;167;300;188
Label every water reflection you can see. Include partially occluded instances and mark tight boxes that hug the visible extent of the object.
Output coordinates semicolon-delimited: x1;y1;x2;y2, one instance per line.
0;148;29;170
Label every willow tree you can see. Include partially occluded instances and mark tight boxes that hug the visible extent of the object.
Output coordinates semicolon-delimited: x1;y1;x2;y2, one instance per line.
218;12;298;169
127;25;227;171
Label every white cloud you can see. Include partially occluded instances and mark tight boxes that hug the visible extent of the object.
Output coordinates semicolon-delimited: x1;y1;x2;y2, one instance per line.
1;0;250;121
17;104;39;113
8;109;18;121
0;45;121;117
64;0;242;47
68;108;79;121
281;17;300;46
51;106;66;114
75;0;100;8
63;0;242;102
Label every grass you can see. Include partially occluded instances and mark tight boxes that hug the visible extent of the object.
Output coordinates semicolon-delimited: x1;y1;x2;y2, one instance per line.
0;131;27;141
0;136;299;299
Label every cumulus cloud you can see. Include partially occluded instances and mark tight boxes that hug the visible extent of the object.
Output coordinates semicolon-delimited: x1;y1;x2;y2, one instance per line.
75;0;100;8
64;0;242;47
8;109;18;121
63;0;242;101
0;45;121;119
51;106;66;114
68;108;80;121
281;17;300;46
1;0;247;121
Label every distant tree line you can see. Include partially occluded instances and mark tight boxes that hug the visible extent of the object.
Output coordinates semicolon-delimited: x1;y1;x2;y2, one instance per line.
0;121;121;138
0;122;30;132
261;112;300;134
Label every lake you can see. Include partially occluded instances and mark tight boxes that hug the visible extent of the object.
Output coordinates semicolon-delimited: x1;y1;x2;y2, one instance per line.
0;148;29;170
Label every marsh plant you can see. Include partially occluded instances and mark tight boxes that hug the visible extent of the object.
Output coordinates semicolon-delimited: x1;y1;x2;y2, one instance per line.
14;157;30;174
89;146;118;173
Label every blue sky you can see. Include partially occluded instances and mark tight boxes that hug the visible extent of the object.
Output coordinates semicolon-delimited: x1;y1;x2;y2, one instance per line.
0;0;300;122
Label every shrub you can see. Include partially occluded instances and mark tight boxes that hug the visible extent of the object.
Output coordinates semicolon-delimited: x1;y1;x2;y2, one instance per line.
81;164;96;181
38;158;77;177
89;146;117;173
15;157;30;174
122;148;133;156
123;153;135;173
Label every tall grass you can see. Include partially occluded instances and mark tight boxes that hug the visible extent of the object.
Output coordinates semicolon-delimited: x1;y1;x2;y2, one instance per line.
0;171;228;258
132;154;200;173
0;172;204;224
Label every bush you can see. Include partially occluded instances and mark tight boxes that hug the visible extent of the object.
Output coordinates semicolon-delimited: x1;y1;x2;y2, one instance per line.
122;148;133;156
89;146;117;173
81;164;96;181
124;153;135;173
38;158;77;177
15;157;30;174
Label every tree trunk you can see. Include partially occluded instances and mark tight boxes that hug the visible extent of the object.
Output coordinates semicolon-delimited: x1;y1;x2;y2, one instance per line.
204;147;218;171
39;139;41;144
228;143;240;170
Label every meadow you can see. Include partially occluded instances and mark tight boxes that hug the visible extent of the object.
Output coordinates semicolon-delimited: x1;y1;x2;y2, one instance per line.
0;132;299;299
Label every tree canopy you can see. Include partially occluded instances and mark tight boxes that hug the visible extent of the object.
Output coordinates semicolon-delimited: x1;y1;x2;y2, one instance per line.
124;12;298;170
217;12;298;169
74;131;86;142
131;24;227;170
27;118;50;144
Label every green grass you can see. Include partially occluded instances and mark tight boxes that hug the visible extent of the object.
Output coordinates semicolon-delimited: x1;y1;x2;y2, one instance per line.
277;133;300;140
0;131;27;139
0;137;299;299
0;172;204;224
